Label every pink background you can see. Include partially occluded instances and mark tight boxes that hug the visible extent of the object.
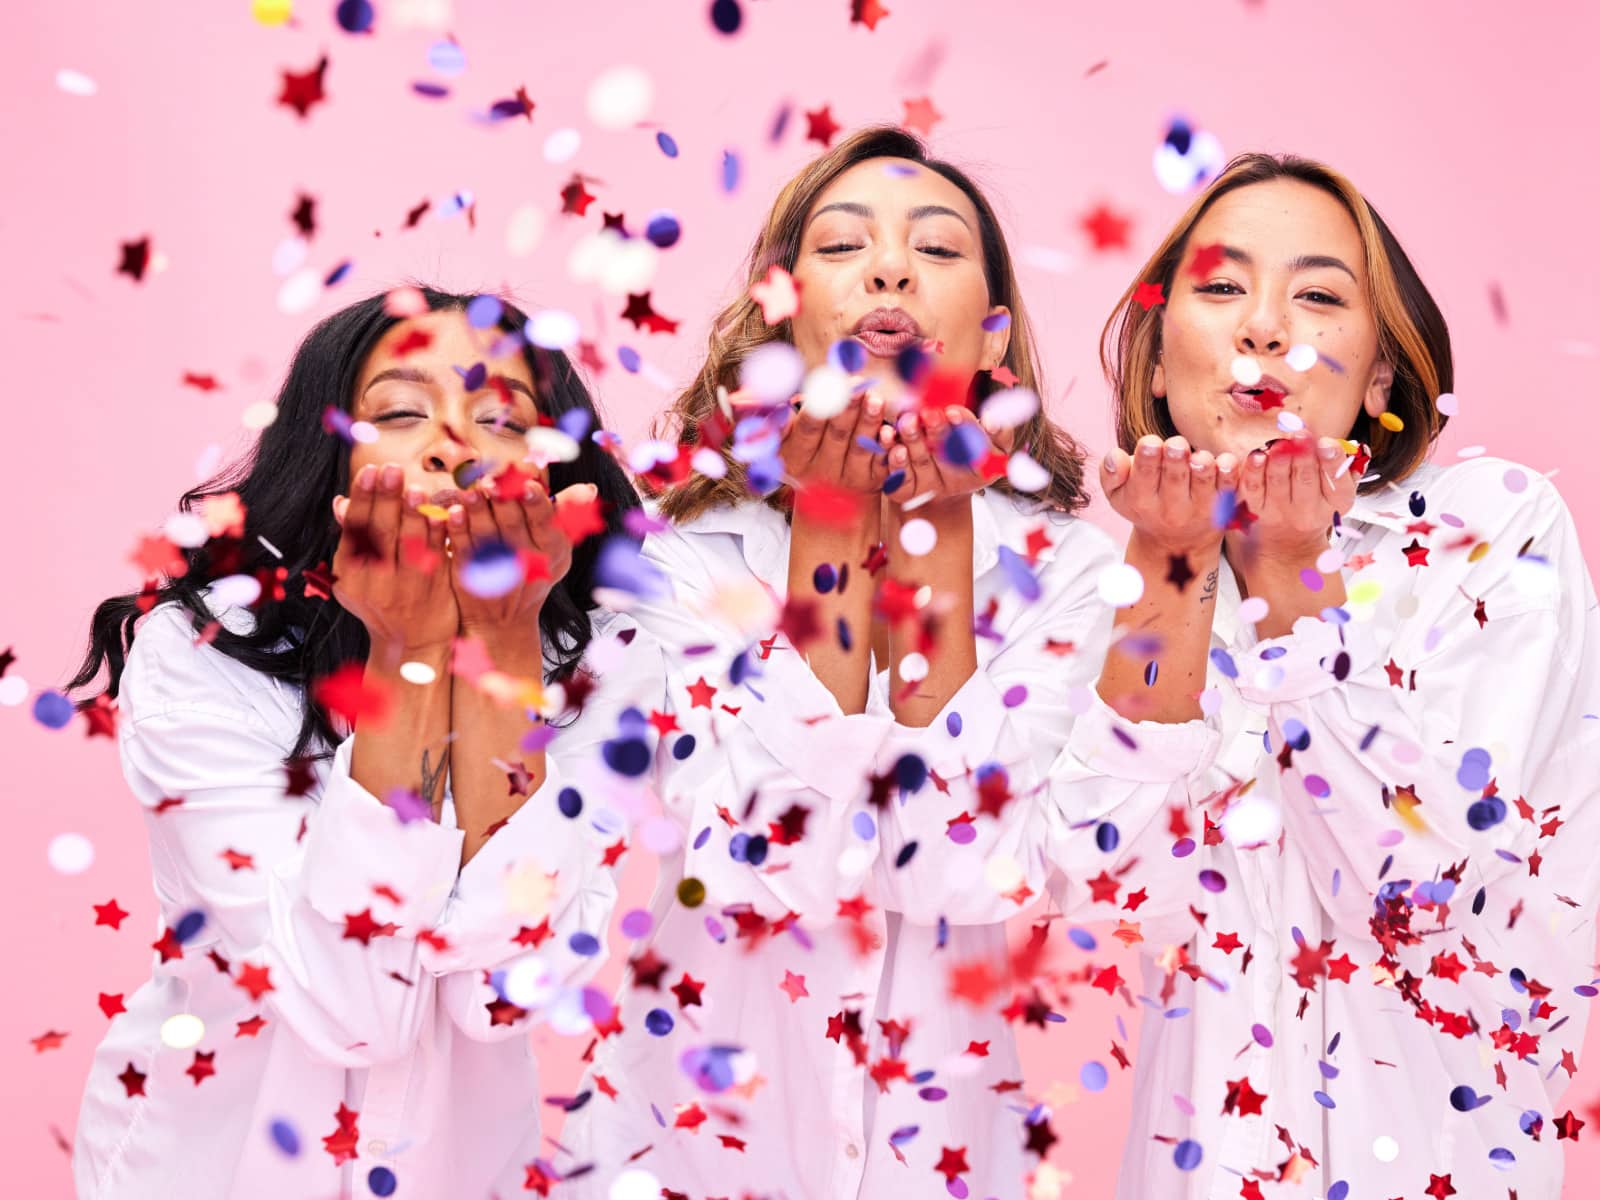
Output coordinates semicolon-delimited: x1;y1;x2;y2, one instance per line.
5;0;1598;1194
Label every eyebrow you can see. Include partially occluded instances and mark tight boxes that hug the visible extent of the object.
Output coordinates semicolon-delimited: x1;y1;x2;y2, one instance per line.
808;201;973;231
362;366;536;402
1220;245;1358;281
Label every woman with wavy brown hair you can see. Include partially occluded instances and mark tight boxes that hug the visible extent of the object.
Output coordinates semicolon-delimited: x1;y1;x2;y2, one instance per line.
1054;154;1599;1197
558;126;1122;1198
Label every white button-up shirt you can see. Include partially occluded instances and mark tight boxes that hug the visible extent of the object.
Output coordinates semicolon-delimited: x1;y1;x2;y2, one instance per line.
1046;456;1600;1199
73;599;651;1199
561;491;1122;1199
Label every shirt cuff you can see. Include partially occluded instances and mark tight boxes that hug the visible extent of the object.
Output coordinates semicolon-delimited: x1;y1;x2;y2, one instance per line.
421;759;615;975
1232;613;1381;706
867;665;1010;779
1059;689;1219;784
730;643;893;798
302;736;464;932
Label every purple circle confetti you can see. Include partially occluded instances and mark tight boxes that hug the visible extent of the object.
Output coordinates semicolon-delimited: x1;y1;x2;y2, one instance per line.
645;1008;675;1036
1173;1139;1203;1170
1080;1061;1108;1092
710;0;742;34
367;1166;398;1197
1002;683;1028;708
948;822;976;845
269;1118;300;1156
1251;1024;1273;1048
1198;868;1227;893
656;131;680;158
1172;837;1196;858
620;909;653;939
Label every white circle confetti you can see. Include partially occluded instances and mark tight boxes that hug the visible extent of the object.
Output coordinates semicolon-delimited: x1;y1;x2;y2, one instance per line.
543;128;582;163
506;204;547;257
898;518;937;557
399;661;438;685
0;676;29;707
897;652;929;683
586;66;653;131
741;343;806;403
160;1014;206;1050
1435;392;1458;416
276;267;321;315
1230;356;1263;387
526;309;581;350
799;364;852;420
1096;562;1145;608
56;69;98;96
1285;343;1318;372
48;832;95;875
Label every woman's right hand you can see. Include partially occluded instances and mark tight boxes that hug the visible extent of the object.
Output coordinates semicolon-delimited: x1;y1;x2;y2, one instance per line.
331;463;459;653
1101;435;1238;558
780;390;891;496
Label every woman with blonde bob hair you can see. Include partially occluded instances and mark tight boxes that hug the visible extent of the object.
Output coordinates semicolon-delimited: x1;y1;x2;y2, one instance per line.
560;126;1132;1198
1064;153;1600;1197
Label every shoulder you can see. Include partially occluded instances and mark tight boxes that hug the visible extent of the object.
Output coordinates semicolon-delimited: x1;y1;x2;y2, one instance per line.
121;599;289;726
1368;456;1593;621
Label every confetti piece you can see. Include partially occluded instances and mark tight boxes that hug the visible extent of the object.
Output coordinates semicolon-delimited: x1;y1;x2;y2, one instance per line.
587;65;653;130
655;131;680;158
1230;356;1262;387
48;832;94;874
56;68;97;96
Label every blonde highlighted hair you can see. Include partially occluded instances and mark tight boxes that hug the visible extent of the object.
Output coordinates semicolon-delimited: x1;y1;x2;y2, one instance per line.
655;125;1088;523
1102;153;1453;493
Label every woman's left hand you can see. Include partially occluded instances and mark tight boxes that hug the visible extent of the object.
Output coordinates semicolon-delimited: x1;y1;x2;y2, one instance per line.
446;475;582;646
1230;431;1358;565
881;405;1008;515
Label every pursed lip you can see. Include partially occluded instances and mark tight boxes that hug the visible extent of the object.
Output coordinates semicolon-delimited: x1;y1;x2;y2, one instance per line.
427;488;464;507
850;307;925;358
1227;372;1290;413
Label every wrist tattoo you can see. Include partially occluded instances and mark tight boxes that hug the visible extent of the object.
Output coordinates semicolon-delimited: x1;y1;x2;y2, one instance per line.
1199;568;1219;606
420;747;449;815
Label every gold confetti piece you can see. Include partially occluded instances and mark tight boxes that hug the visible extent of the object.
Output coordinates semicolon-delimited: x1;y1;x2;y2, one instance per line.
1378;411;1405;432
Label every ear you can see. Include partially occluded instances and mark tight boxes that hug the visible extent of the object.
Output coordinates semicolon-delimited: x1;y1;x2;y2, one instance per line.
1364;360;1394;419
981;305;1012;372
1151;358;1167;399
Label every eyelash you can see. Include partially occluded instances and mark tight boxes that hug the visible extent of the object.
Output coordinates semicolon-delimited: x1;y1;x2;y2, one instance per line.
818;243;961;259
373;412;528;435
1194;282;1345;307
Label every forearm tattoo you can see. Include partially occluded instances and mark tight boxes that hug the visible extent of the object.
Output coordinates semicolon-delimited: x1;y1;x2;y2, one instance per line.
420;747;450;815
1200;568;1219;606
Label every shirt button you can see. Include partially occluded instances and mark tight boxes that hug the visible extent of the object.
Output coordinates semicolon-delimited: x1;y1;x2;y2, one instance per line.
846;1144;861;1159
367;1139;388;1155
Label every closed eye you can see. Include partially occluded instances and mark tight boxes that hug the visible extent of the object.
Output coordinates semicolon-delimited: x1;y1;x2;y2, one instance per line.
481;416;528;435
1195;282;1243;296
918;245;960;259
818;243;861;254
1300;289;1345;307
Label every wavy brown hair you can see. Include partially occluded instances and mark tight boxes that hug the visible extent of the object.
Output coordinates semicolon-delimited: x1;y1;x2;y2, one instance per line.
1102;153;1453;493
656;125;1088;522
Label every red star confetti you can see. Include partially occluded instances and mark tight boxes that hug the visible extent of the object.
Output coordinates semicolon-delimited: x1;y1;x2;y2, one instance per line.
1080;203;1133;251
118;1063;147;1097
620;292;680;335
935;1145;970;1184
901;96;941;136
804;104;841;147
851;0;891;29
117;237;151;282
560;174;596;216
185;1049;216;1085
236;1015;268;1038
235;962;274;1001
1134;281;1165;310
1187;241;1226;279
278;56;329;120
779;970;809;1002
342;908;398;946
94;899;130;929
30;1030;68;1053
98;992;126;1018
312;662;393;728
323;1102;360;1165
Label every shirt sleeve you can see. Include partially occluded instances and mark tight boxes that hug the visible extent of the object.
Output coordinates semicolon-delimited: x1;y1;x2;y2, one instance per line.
418;618;659;1039
866;518;1220;930
620;521;895;928
1233;475;1600;938
121;614;464;1067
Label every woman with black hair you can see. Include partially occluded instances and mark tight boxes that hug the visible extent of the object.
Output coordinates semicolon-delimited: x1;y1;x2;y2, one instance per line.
70;287;659;1199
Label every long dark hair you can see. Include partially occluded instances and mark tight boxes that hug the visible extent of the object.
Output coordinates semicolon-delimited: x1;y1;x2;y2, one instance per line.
68;287;641;760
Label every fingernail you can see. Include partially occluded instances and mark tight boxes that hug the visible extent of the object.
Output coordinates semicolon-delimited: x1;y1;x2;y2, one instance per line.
380;464;403;490
1250;451;1267;466
404;486;424;508
356;465;377;492
448;506;466;527
866;395;882;416
1318;440;1338;461
464;488;482;506
1164;443;1185;460
1102;450;1119;471
1137;442;1160;459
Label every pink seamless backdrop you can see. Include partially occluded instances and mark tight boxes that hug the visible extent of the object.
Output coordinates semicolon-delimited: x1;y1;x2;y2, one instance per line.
4;1;1598;1195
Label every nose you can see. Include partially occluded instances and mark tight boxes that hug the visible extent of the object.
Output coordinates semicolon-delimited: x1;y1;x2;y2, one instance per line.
1235;300;1287;356
421;422;478;479
867;240;913;294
